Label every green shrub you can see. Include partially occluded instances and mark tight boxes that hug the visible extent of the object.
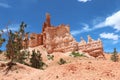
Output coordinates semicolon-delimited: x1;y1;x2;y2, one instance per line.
30;50;46;69
58;58;66;65
15;50;29;64
47;54;54;60
111;48;119;62
70;51;86;57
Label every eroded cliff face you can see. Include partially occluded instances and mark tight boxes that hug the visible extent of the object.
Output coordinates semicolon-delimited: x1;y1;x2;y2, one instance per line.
28;33;43;47
24;13;105;58
78;36;105;58
27;13;78;53
43;25;78;53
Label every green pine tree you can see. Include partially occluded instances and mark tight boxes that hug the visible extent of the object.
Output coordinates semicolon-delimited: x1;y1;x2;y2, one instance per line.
111;48;119;62
0;22;29;74
6;22;28;63
30;50;46;69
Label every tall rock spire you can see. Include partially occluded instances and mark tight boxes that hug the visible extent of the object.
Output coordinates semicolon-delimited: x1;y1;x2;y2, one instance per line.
42;13;51;32
87;35;93;43
46;13;51;27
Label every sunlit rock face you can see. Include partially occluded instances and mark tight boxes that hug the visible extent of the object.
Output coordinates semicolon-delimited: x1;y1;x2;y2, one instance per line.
25;13;105;58
43;25;78;53
28;33;43;47
42;13;78;53
78;35;105;58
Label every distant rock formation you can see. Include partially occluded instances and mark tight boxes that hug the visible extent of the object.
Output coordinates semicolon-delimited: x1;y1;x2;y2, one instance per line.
78;36;105;58
23;13;105;58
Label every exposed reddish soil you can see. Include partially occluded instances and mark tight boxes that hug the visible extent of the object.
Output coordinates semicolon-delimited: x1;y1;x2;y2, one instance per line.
0;46;120;80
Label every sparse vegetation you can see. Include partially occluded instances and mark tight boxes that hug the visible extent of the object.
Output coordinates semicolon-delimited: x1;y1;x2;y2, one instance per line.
6;22;28;64
58;58;66;65
0;22;48;71
70;51;86;57
0;32;5;46
4;22;30;70
47;54;54;60
0;22;31;74
15;50;29;64
30;50;46;69
111;48;119;62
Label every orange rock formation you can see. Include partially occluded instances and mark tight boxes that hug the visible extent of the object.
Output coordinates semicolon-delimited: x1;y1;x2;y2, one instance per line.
23;13;105;58
78;35;105;58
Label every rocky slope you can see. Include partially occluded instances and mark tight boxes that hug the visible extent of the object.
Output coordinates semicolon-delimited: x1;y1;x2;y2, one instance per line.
0;46;120;80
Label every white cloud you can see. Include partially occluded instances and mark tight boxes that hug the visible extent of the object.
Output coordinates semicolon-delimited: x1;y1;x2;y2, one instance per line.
71;24;91;36
95;10;120;31
100;32;119;41
0;2;11;8
72;10;120;36
105;11;120;31
82;24;91;31
78;0;91;3
71;30;80;36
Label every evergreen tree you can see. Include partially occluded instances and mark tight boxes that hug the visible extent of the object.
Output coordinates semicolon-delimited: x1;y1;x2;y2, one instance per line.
0;22;29;74
30;50;46;69
111;48;119;62
5;22;28;64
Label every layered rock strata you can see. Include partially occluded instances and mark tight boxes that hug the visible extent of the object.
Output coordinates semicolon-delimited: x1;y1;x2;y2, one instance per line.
23;13;105;58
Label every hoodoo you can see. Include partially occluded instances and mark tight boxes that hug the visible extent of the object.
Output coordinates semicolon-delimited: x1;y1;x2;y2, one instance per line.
23;13;105;58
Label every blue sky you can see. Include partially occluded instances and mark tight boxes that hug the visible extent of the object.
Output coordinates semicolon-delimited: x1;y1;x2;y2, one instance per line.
0;0;120;52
